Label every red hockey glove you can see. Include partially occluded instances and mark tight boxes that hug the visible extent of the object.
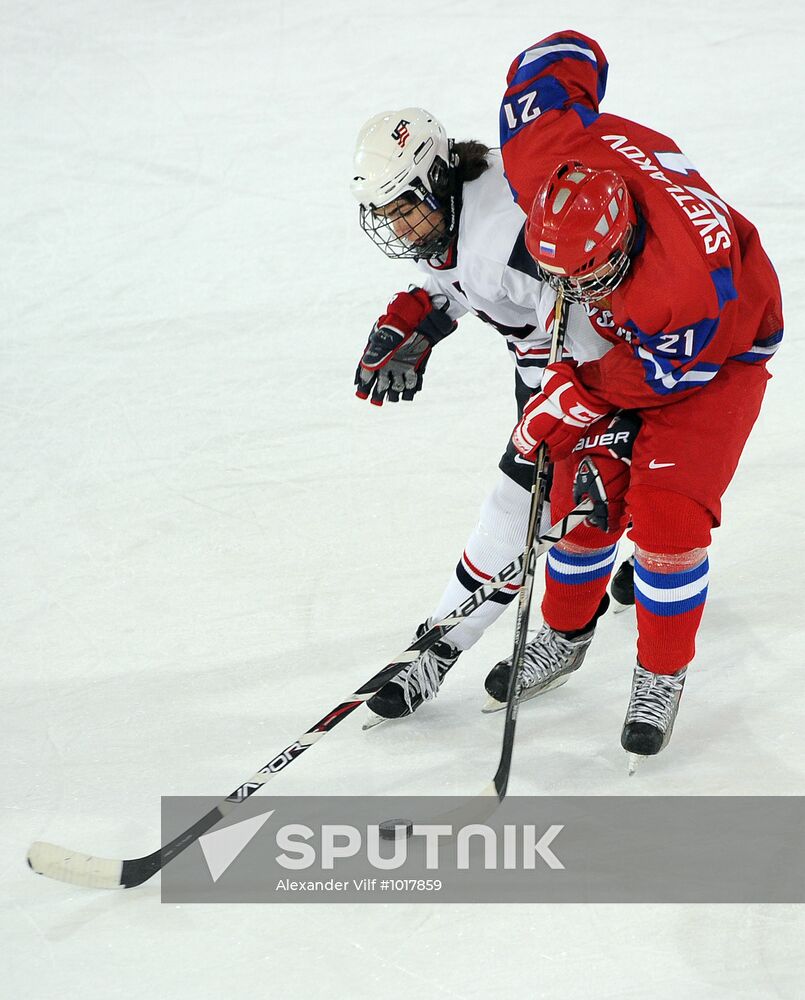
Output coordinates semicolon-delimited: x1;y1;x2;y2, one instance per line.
512;362;611;460
355;288;456;405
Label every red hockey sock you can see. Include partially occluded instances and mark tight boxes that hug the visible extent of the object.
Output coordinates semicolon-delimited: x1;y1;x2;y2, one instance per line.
541;536;618;633
633;548;708;673
628;487;714;674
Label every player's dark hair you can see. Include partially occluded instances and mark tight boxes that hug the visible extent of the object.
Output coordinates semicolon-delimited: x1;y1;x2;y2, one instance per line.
453;141;492;184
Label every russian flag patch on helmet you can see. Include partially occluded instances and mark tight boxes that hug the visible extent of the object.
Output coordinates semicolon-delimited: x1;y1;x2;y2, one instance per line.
539;240;556;258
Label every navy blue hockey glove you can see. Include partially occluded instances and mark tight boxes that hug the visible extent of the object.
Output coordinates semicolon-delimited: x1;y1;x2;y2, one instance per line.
572;410;641;533
355;288;456;405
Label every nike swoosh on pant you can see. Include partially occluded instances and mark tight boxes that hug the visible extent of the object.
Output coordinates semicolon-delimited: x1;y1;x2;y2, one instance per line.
648;460;676;469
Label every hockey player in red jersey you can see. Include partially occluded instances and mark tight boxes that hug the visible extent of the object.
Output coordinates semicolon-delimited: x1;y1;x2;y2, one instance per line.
484;31;783;763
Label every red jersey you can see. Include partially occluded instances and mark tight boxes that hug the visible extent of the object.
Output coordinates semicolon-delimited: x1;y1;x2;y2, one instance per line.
499;31;783;409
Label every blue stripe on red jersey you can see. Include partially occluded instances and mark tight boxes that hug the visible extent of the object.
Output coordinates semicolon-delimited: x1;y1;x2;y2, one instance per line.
508;35;609;103
710;267;738;308
625;314;721;396
627;315;720;361
570;102;600;127
508;35;602;90
634;345;720;395
731;328;784;364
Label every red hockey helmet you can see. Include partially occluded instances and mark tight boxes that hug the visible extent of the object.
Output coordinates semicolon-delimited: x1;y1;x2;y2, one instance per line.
525;161;636;303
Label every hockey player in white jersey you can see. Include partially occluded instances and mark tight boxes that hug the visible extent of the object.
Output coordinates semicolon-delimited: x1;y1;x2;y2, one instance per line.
351;108;621;725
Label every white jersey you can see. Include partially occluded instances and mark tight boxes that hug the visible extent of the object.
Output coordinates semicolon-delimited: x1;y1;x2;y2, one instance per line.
413;149;610;387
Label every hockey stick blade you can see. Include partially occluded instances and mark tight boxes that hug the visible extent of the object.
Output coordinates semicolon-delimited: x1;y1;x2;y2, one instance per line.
27;500;592;889
27;843;126;890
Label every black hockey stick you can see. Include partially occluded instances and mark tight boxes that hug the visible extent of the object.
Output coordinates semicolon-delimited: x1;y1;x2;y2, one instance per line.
26;498;592;889
492;287;570;801
401;292;574;836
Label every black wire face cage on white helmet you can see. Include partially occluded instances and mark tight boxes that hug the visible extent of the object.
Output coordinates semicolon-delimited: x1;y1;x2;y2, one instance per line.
351;108;457;261
358;156;456;261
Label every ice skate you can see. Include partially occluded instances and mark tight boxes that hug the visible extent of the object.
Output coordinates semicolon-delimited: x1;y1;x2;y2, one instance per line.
610;555;635;613
363;622;461;729
621;662;687;771
482;595;609;712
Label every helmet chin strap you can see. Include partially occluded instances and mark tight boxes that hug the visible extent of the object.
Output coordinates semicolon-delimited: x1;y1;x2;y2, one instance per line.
425;185;461;263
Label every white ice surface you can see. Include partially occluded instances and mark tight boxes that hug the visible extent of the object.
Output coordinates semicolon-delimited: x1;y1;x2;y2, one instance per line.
2;2;804;998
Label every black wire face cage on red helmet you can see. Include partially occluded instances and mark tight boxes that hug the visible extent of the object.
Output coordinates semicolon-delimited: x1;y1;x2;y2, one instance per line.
538;225;635;303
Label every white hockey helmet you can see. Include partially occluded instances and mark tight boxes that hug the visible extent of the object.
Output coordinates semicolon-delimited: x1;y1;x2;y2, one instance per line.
351;107;452;209
351;108;457;259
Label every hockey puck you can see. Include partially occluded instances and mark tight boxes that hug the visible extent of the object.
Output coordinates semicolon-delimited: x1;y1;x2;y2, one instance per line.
378;818;413;840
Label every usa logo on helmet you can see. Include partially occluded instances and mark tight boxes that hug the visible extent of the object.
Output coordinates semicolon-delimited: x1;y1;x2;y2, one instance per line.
391;119;411;147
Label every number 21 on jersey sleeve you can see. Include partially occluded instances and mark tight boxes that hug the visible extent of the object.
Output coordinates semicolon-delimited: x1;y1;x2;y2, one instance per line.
502;88;542;130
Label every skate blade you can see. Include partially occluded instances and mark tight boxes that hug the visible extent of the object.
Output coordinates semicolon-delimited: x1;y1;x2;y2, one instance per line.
481;674;572;714
362;712;390;731
612;600;635;615
481;695;506;714
627;753;643;775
